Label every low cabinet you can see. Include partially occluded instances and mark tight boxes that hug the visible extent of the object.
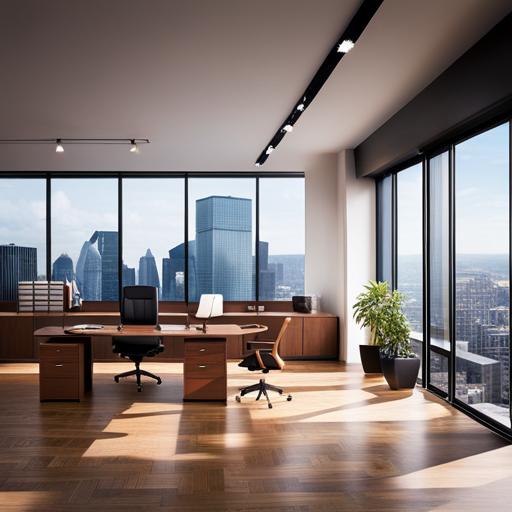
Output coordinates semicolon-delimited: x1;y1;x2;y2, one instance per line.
183;339;227;401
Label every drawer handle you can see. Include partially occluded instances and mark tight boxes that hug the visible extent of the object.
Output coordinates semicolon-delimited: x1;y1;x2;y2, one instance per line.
199;348;206;352
56;349;61;353
199;365;206;368
54;364;63;367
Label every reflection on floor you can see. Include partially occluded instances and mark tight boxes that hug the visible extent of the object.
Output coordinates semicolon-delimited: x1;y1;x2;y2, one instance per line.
0;360;511;511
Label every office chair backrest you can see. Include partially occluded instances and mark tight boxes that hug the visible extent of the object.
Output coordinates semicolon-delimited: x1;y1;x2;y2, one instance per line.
120;286;159;325
271;317;291;369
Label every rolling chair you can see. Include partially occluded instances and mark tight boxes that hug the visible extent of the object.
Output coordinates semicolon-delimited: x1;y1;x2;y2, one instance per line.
112;285;164;392
236;317;292;408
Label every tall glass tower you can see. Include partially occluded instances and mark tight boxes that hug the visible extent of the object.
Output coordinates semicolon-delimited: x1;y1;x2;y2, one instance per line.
196;195;252;301
139;249;160;292
76;241;101;300
0;244;37;300
90;231;118;301
162;241;197;301
52;253;74;283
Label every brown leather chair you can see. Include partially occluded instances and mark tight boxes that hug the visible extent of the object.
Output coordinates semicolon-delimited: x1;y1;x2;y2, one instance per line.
236;317;292;408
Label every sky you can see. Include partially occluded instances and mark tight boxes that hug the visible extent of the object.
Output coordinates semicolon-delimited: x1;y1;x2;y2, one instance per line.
0;176;305;278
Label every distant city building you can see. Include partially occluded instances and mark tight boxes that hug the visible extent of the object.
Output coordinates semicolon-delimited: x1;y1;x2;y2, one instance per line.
196;195;252;301
139;248;160;292
90;231;118;301
0;244;37;300
258;241;275;300
162;241;197;301
76;241;102;300
52;253;74;283
122;263;136;287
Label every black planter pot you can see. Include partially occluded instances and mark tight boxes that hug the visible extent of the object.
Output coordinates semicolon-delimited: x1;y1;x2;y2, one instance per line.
380;356;420;390
359;345;382;373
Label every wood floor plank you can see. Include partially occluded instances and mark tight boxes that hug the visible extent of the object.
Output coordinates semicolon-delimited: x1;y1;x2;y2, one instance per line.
0;361;510;511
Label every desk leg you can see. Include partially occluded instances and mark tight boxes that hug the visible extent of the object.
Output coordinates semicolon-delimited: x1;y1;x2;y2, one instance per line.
83;337;93;392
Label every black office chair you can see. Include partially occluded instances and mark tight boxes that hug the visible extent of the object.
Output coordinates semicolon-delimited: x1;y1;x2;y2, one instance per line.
236;317;292;408
112;286;164;392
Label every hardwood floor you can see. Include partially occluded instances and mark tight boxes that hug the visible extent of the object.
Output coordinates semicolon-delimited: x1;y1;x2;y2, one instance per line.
1;360;511;511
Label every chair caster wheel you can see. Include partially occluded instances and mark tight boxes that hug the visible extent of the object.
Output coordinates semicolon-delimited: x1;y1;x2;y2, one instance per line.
268;403;273;409
287;395;292;401
114;376;119;383
235;395;241;402
157;379;162;385
137;387;142;392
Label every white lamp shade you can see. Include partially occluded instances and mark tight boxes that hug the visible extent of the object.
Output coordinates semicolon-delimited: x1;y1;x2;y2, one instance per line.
196;294;223;319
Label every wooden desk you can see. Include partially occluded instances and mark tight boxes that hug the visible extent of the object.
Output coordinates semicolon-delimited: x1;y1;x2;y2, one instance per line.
34;323;267;401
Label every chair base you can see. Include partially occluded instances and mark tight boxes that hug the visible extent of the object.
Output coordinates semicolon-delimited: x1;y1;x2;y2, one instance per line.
114;361;162;392
237;378;291;408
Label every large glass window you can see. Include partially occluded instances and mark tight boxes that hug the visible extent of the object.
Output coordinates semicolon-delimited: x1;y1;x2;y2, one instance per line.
455;123;510;427
0;179;46;300
0;173;304;304
51;178;118;301
429;152;451;351
122;178;185;300
188;178;256;302
397;164;423;336
376;175;393;284
259;178;305;300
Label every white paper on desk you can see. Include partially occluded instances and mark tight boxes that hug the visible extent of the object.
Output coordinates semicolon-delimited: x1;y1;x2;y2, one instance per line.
160;324;189;331
70;324;104;330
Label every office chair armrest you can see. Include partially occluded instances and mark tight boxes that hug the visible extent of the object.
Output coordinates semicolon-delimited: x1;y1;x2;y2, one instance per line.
254;349;267;369
247;340;275;350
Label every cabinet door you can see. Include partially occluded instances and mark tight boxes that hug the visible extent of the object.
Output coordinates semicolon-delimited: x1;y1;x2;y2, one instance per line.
0;315;34;359
303;317;338;357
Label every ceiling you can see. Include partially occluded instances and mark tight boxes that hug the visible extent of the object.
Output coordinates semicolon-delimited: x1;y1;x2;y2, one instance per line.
1;0;512;172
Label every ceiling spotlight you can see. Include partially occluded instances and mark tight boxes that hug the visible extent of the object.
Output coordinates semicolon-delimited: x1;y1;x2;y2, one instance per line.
296;104;305;112
130;139;137;152
337;39;355;53
266;146;274;155
283;124;294;132
55;139;64;153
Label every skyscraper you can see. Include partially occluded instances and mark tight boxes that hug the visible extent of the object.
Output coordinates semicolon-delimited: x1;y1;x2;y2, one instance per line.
258;241;275;300
122;263;136;287
52;253;74;283
139;249;160;292
0;244;37;301
90;231;118;301
75;241;102;301
162;241;197;301
196;195;252;301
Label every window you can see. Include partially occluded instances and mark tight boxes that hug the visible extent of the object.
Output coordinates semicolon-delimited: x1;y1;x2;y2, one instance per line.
376;175;393;284
51;178;118;301
0;179;46;300
0;173;305;304
188;178;256;302
397;164;423;336
122;178;185;299
259;177;305;300
455;123;510;427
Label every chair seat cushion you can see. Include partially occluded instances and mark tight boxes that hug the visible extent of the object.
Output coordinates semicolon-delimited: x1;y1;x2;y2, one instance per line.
238;351;281;371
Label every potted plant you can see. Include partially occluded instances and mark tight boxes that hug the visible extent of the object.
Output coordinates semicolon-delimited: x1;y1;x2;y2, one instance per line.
352;280;390;373
353;281;420;389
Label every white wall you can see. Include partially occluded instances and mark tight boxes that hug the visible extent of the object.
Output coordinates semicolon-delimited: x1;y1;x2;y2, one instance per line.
339;149;376;363
304;154;340;317
304;151;375;362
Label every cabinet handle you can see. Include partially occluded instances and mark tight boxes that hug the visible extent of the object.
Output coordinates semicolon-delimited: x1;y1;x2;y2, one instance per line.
199;365;206;368
199;348;205;352
54;364;63;367
56;349;61;353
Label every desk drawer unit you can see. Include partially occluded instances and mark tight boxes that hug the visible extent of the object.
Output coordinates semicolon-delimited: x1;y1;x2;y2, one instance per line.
40;342;84;401
184;340;227;401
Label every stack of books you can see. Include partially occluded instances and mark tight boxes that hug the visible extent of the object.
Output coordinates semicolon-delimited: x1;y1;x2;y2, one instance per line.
18;281;64;312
